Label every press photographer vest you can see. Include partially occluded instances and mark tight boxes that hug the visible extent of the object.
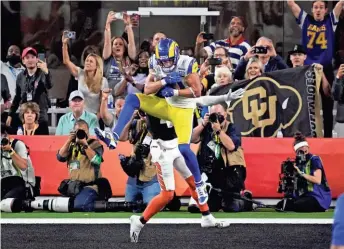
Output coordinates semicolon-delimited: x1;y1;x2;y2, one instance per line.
303;155;331;193
219;122;246;167
67;139;103;192
1;139;35;188
129;119;157;182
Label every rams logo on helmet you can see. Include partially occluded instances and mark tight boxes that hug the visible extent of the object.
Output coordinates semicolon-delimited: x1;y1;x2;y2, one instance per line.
155;38;180;73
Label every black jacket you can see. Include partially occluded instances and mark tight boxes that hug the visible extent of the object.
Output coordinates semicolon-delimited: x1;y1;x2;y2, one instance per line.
332;77;344;103
9;68;53;122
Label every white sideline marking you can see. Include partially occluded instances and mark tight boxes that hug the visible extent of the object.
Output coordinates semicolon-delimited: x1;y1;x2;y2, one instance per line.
0;218;333;225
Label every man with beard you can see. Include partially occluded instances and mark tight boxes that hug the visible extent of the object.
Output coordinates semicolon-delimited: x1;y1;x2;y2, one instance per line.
1;45;25;132
195;16;251;69
6;47;53;130
1;45;25;112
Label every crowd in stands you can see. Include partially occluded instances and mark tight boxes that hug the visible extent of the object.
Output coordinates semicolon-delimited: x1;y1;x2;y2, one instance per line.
1;0;343;214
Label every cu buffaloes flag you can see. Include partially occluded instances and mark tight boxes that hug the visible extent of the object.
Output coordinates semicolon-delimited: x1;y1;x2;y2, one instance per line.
211;65;323;137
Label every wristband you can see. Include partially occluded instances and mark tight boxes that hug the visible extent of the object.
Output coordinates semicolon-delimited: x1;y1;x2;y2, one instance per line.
161;79;166;86
173;89;179;96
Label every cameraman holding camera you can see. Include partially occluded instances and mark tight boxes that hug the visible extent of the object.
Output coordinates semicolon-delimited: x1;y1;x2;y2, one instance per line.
191;103;250;212
56;119;105;212
119;111;160;212
277;132;331;212
1;129;35;202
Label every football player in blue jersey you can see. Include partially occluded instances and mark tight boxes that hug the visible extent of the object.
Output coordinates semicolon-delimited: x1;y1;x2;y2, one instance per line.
95;38;244;205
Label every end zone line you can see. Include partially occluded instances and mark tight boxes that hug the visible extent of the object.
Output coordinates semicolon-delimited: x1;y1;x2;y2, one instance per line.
0;218;333;225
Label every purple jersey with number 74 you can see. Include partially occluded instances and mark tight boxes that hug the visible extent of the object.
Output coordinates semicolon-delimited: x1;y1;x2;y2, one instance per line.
296;9;338;66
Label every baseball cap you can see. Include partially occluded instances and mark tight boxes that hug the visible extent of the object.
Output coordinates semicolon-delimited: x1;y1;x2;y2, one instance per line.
288;44;306;55
22;47;38;58
69;90;84;101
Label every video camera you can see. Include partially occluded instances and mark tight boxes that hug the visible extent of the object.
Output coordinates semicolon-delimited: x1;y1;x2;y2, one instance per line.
278;151;307;197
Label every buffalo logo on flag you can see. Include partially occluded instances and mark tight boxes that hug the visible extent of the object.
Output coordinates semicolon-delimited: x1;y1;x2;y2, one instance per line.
228;76;303;137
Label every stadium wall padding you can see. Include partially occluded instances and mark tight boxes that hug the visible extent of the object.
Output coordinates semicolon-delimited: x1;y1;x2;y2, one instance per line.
14;136;344;198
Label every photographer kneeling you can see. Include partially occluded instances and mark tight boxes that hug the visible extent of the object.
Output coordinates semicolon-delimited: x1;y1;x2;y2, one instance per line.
119;111;161;212
57;120;106;212
276;132;331;212
191;103;251;212
1;130;36;205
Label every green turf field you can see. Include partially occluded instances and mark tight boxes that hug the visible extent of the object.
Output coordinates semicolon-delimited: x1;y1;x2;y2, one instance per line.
0;208;334;219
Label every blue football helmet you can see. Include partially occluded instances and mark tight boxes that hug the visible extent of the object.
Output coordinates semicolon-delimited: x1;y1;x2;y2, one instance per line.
155;38;180;73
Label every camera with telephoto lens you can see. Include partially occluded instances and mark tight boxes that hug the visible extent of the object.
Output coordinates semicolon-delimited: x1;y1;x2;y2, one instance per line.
278;150;307;197
94;200;142;212
1;197;72;213
209;113;219;123
76;129;87;140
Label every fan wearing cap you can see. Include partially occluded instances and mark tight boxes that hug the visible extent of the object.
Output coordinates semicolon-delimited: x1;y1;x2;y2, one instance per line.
289;44;331;97
55;90;99;136
6;47;53;129
277;131;332;212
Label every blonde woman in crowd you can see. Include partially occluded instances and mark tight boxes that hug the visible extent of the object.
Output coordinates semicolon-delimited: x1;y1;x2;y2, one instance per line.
19;102;49;135
103;11;136;98
245;57;264;80
62;34;108;116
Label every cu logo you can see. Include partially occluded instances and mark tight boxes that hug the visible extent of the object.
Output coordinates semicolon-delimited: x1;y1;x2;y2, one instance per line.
228;76;302;137
242;87;277;128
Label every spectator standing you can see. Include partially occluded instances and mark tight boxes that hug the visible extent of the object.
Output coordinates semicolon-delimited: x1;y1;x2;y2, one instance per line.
100;90;124;129
195;16;251;69
6;47;53;130
332;64;344;137
62;34;108;116
103;11;136;99
62;45;102;107
288;44;331;97
287;0;344;137
1;45;25;109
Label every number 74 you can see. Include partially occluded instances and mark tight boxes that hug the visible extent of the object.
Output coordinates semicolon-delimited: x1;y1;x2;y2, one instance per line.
307;31;327;49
